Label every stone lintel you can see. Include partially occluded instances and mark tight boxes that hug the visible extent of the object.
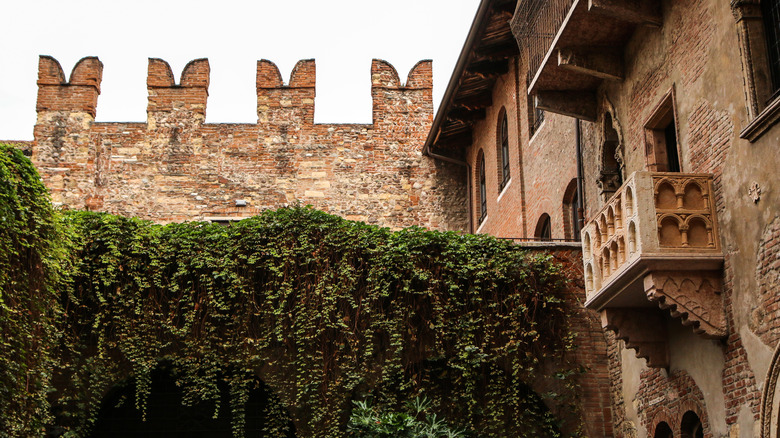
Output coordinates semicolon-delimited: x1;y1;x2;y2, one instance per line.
588;0;663;27
535;91;598;122
558;48;624;81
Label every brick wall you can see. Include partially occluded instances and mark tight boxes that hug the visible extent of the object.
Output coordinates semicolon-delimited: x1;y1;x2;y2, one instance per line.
520;246;614;438
32;56;467;231
636;369;713;438
466;58;578;241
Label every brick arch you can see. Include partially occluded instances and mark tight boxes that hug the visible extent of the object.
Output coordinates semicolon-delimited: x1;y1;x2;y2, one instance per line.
761;339;780;437
534;213;552;240
638;369;713;438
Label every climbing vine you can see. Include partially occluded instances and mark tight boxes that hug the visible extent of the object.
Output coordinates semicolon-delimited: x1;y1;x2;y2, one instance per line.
1;144;581;437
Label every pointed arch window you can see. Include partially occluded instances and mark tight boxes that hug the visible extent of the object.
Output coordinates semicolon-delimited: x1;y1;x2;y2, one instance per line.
478;151;487;223
535;213;552;241
498;110;511;191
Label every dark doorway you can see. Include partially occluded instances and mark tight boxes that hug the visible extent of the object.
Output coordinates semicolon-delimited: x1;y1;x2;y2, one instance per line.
88;366;295;438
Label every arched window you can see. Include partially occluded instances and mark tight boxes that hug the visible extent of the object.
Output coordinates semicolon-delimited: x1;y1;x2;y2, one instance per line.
535;213;552;241
478;150;487;223
498;109;510;191
681;411;704;438
563;178;580;240
653;422;673;438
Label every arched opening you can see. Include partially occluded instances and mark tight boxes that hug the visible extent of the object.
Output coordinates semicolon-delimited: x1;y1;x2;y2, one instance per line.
654;421;673;438
681;410;704;438
535;213;552;241
477;150;487;224
497;108;511;191
88;365;295;437
562;178;580;240
598;112;624;202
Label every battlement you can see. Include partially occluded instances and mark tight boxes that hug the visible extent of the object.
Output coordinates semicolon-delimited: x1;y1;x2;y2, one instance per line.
35;56;432;125
37;56;103;117
30;55;464;232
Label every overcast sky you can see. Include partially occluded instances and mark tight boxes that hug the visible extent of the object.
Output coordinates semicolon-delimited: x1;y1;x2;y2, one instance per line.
0;0;481;141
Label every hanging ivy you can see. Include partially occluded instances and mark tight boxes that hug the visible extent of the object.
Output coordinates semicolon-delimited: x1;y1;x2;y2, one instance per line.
1;144;582;437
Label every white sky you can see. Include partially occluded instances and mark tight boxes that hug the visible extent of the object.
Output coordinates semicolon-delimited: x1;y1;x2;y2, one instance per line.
0;0;481;141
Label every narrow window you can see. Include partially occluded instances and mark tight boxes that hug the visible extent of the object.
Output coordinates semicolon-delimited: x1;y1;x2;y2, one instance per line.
763;0;780;96
563;179;580;240
499;110;511;191
535;213;552;241
644;90;681;172
528;96;545;138
478;151;487;223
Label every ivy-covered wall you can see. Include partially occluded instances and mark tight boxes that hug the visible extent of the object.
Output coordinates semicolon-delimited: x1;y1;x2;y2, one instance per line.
1;144;581;437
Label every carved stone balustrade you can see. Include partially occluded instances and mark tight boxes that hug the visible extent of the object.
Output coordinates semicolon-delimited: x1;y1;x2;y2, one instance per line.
581;172;725;368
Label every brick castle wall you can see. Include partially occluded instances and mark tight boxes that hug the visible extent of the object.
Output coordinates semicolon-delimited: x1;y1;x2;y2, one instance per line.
32;56;467;230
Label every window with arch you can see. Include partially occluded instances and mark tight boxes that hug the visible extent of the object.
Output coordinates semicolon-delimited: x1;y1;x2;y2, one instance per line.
477;150;487;224
498;109;511;192
562;178;580;240
680;411;704;438
535;213;552;241
653;422;673;438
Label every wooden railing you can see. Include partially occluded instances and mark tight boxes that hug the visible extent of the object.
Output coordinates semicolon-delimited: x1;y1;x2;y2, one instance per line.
511;0;577;86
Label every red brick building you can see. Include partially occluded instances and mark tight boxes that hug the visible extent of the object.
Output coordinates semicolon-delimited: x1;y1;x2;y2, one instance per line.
425;0;780;436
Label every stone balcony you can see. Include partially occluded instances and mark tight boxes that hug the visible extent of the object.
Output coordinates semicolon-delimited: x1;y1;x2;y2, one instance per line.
580;172;725;368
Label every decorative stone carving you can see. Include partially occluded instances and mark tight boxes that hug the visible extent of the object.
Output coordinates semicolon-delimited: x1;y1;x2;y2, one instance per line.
601;308;669;369
749;181;761;203
597;171;623;200
644;272;727;339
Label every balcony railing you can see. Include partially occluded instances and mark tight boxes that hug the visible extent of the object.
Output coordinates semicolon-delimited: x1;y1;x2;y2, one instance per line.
580;172;726;367
511;0;576;86
582;171;723;302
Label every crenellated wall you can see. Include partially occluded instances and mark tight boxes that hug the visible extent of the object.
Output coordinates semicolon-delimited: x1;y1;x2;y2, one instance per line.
32;56;467;230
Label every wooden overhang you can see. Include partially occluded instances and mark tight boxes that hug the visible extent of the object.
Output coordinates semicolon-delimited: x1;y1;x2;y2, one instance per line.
511;0;662;121
423;0;520;156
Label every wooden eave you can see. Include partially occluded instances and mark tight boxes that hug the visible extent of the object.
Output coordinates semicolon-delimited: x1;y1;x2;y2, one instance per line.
423;0;519;155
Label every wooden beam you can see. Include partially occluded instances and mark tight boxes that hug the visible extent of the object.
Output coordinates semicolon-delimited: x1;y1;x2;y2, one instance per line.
493;0;517;14
436;131;473;150
475;42;520;60
535;91;598;121
558;47;624;81
588;0;662;27
453;92;493;111
447;107;487;123
465;60;509;79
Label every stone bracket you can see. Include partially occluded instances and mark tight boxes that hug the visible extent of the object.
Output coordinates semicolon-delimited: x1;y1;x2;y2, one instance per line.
644;271;727;339
588;0;663;27
558;48;624;81
602;308;669;369
535;91;598;122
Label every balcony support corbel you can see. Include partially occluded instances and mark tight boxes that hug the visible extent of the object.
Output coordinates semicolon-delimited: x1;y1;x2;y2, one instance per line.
558;48;624;81
535;91;598;122
644;271;728;339
588;0;663;27
602;308;669;368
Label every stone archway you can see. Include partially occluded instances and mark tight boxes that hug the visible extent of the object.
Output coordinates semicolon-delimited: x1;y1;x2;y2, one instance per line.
88;364;295;438
761;341;780;437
